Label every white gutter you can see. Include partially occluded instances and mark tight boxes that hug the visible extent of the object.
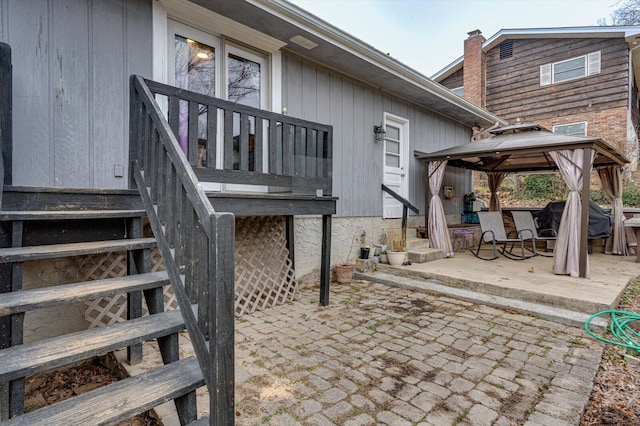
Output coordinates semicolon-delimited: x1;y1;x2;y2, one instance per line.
248;0;508;127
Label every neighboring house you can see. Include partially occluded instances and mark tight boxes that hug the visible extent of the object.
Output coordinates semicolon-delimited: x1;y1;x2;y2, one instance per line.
433;26;640;168
0;0;505;422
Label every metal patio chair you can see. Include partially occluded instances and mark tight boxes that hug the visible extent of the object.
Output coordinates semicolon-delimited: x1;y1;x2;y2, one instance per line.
511;210;557;257
472;211;535;260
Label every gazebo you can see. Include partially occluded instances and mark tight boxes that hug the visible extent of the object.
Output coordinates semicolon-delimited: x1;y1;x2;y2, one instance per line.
415;123;630;278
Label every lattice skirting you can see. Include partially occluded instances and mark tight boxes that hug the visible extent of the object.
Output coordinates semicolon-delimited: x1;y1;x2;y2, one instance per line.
82;216;297;326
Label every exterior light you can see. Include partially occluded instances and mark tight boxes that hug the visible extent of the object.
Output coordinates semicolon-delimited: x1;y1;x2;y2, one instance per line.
374;124;386;142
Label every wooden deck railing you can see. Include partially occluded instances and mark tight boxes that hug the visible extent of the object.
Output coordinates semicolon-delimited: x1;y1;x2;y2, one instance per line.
144;79;333;196
129;75;235;424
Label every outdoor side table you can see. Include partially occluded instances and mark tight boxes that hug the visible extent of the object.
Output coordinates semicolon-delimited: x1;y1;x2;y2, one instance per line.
453;229;475;252
624;215;640;263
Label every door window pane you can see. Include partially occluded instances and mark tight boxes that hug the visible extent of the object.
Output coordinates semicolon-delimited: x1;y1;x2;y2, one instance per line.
386;153;400;168
174;35;216;158
175;35;215;97
229;53;262;170
228;53;261;107
386;140;400;155
386;125;400;140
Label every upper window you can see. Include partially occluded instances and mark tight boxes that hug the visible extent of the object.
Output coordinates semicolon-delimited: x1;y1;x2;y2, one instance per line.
451;87;464;97
553;122;587;136
540;51;601;86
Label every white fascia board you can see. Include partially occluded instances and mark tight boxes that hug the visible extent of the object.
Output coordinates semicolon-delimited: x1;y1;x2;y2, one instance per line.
249;0;506;127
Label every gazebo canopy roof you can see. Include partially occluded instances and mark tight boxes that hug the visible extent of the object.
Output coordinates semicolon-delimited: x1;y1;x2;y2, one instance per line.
415;123;629;173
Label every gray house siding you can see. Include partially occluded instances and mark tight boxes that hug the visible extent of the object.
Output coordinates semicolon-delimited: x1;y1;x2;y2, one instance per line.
282;52;471;217
0;0;152;188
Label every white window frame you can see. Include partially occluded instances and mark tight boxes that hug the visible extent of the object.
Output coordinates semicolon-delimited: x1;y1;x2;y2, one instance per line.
540;51;601;86
553;121;587;136
153;0;284;113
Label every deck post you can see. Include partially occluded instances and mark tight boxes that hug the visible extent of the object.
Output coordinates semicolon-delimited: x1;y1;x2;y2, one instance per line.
320;214;331;306
285;216;295;271
0;43;12;207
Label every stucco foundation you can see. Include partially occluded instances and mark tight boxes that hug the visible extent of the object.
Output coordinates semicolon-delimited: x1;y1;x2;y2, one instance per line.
22;257;88;343
294;215;424;283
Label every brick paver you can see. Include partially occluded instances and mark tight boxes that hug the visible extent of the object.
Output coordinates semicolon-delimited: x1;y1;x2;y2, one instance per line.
234;281;603;425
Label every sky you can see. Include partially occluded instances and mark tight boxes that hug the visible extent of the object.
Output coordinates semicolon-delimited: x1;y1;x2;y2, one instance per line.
288;0;622;77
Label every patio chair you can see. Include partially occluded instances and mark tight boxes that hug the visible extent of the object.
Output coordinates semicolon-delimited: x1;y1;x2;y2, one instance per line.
472;211;535;261
511;211;557;257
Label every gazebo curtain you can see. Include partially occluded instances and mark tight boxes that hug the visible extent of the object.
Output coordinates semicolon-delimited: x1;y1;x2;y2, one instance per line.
428;161;454;257
549;149;595;277
487;172;506;212
598;165;628;255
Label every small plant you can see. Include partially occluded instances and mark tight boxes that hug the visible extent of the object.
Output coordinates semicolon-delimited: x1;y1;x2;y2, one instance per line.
386;228;406;252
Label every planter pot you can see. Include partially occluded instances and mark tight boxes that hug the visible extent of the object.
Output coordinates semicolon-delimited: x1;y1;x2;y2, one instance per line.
373;246;382;256
360;247;370;260
371;256;380;264
387;251;405;266
379;253;388;264
335;264;354;283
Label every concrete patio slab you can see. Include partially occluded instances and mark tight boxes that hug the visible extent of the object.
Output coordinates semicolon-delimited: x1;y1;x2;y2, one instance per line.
370;251;640;315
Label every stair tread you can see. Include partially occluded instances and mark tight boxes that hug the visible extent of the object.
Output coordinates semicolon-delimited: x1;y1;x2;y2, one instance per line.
0;209;147;221
4;356;204;426
0;309;185;382
0;271;169;316
0;238;156;263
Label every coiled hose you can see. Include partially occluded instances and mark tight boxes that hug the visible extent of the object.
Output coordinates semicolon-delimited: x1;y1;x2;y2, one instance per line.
584;310;640;353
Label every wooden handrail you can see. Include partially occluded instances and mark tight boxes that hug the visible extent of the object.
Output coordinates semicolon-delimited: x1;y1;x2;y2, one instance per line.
130;75;235;424
381;184;419;250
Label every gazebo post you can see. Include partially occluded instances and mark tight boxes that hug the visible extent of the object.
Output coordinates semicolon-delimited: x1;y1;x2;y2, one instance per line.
579;147;591;278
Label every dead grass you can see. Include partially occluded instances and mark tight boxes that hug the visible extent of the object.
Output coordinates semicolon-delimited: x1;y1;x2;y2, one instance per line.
581;277;640;425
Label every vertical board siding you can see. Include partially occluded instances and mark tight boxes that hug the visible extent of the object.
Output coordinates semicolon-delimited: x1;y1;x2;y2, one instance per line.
0;0;152;189
5;0;52;186
283;52;471;217
53;0;90;187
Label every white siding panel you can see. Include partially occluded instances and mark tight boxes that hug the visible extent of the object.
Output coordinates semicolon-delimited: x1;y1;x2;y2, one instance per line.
4;0;52;186
3;0;152;188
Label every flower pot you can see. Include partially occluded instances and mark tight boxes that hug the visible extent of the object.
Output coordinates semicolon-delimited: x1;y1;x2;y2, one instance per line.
360;247;370;259
335;264;354;283
387;251;405;266
373;246;382;256
380;253;388;264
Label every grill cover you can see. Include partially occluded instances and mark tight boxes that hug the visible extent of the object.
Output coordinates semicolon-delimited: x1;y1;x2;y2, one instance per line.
533;201;612;239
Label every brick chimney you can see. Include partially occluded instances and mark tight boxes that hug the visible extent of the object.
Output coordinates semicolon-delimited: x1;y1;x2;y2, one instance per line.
463;29;486;108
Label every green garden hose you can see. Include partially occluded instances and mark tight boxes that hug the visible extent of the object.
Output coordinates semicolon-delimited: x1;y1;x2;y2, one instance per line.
584;310;640;354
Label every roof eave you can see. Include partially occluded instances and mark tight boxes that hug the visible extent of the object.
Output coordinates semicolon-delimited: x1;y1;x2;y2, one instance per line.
248;0;506;128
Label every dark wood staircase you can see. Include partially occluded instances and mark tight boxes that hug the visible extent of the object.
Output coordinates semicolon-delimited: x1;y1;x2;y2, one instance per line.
0;208;208;425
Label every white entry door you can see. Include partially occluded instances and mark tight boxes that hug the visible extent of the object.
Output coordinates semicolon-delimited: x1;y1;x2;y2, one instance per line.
382;114;410;218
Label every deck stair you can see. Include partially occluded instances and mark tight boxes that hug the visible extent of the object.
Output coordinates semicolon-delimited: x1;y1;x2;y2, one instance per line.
405;229;443;264
0;208;208;425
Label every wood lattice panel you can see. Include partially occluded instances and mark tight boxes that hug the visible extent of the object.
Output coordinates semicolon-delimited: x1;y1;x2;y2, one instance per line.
82;216;297;325
80;248;176;328
234;216;297;316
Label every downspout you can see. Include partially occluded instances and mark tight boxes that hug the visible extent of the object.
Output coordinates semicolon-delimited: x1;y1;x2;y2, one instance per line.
471;121;500;142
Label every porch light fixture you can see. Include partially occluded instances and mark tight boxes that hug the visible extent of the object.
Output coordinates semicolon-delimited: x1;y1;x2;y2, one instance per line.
374;124;386;142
